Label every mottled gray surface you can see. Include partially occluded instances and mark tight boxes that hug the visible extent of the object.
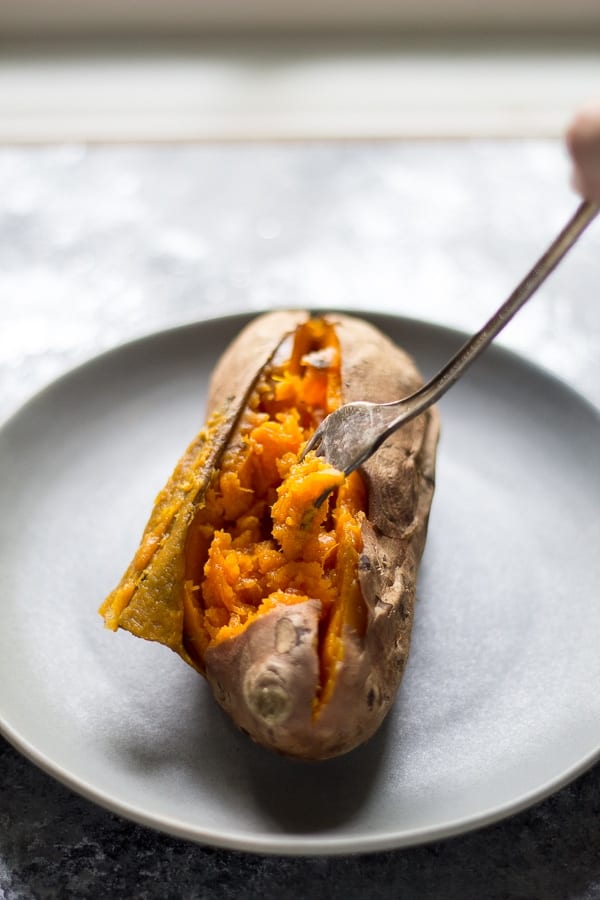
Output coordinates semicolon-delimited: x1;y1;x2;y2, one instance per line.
1;141;599;898
1;141;599;423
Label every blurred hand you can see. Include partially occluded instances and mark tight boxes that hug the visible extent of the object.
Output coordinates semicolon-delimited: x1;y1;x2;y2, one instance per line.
567;101;600;202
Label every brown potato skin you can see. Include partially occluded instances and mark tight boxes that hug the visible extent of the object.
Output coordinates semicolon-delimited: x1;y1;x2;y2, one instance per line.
103;310;439;760
206;309;307;417
106;311;307;670
204;312;439;760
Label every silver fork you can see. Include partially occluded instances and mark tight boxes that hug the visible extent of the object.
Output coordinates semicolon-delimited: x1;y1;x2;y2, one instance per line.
302;199;598;485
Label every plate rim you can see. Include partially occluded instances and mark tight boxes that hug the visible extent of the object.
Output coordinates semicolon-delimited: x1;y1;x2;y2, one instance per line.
1;308;599;856
2;305;599;431
2;712;599;856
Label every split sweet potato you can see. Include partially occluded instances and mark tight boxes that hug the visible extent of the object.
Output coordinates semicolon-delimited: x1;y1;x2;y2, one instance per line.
100;311;439;760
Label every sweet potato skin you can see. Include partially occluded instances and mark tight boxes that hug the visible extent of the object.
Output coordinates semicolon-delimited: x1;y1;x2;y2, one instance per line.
100;310;307;669
203;313;439;759
101;311;439;760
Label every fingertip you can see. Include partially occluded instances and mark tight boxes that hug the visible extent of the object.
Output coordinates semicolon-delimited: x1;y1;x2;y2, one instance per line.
566;100;600;157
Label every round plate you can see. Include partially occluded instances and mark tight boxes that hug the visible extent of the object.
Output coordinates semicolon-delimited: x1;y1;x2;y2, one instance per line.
0;312;599;855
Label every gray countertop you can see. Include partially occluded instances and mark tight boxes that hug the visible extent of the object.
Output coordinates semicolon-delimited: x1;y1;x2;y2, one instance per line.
1;141;599;899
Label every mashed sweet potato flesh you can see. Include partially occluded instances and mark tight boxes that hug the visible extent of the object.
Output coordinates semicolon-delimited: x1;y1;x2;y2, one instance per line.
182;318;367;711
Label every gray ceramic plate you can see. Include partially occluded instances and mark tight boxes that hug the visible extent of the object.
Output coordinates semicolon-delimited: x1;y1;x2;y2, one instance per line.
0;312;599;855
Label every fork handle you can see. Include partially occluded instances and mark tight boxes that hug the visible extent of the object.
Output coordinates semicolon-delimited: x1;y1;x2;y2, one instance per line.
386;199;599;426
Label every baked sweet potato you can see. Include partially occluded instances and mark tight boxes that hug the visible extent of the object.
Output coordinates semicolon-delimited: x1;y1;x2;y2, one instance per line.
100;311;439;760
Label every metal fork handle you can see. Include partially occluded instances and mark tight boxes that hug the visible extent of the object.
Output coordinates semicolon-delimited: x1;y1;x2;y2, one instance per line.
376;198;599;439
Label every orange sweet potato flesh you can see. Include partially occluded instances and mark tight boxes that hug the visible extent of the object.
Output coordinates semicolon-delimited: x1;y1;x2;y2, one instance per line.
100;311;439;760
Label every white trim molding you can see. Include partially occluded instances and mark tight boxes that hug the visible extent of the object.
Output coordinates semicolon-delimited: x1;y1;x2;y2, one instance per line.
1;36;600;142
